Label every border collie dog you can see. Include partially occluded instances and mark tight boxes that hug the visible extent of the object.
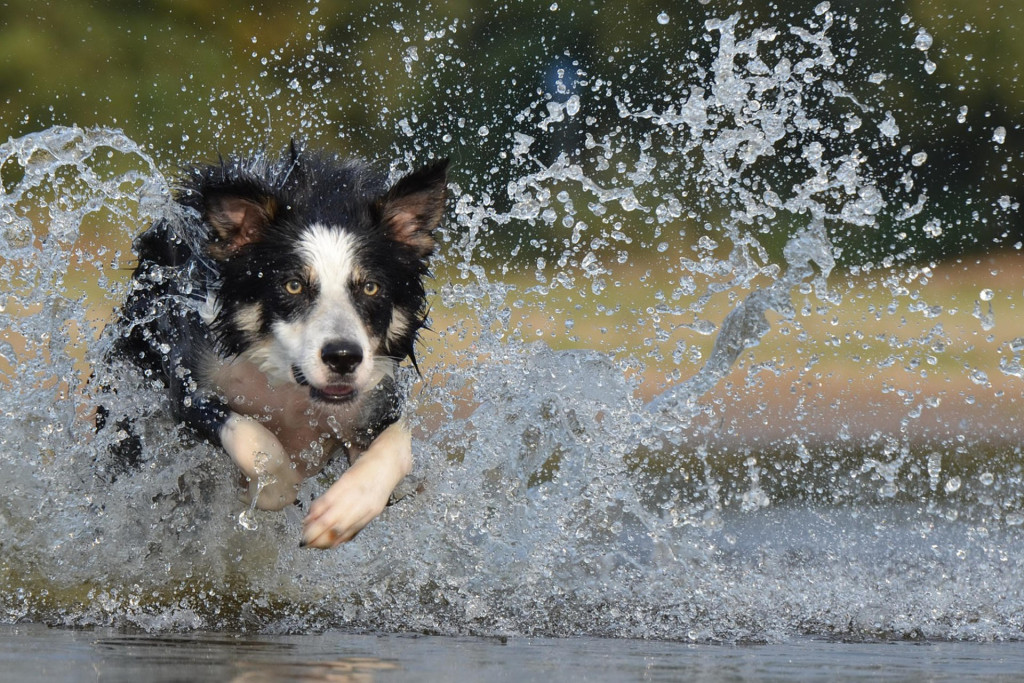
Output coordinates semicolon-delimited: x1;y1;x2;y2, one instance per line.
113;144;447;548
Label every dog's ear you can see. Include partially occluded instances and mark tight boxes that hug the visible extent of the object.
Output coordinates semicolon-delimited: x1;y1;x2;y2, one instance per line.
205;193;278;259
378;159;449;258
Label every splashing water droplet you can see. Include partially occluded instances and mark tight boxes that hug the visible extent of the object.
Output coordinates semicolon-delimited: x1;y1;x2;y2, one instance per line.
927;452;942;491
914;29;933;51
564;94;580;117
237;508;259;531
235;451;278;531
657;12;670;25
993;126;1007;144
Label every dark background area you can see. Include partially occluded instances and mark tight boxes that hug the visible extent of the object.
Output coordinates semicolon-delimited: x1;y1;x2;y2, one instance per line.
1;0;1022;267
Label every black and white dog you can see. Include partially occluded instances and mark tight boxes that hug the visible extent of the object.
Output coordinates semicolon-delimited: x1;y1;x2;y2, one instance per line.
112;144;447;548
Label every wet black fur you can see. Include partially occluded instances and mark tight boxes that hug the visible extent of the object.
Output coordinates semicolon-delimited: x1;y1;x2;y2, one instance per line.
109;144;447;458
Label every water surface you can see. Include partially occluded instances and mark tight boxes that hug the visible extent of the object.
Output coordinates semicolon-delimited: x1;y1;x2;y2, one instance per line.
5;625;1024;682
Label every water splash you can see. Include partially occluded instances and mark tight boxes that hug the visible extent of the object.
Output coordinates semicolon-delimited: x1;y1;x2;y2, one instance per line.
2;6;1024;643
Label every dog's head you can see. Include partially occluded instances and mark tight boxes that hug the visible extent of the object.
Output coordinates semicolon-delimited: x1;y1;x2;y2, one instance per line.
181;147;448;404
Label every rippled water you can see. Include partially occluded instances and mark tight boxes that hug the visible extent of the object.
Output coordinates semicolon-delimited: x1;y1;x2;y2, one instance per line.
6;624;1024;682
2;4;1023;645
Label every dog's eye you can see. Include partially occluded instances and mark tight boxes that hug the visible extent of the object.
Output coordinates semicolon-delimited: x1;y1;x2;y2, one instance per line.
362;281;380;296
284;279;304;295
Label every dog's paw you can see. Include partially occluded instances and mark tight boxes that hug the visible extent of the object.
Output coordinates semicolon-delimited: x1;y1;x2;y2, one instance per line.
300;419;412;548
300;468;392;548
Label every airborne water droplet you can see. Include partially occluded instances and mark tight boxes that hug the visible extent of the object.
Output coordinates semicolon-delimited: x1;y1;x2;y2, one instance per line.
927;452;942;491
657;12;670;25
564;94;580;117
914;29;933;51
237;508;259;531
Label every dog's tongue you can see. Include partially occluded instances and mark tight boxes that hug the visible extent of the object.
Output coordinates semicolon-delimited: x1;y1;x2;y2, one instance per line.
321;384;355;399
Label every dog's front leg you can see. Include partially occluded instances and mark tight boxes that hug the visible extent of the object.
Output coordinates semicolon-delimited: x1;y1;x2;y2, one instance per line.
220;413;304;511
300;419;412;548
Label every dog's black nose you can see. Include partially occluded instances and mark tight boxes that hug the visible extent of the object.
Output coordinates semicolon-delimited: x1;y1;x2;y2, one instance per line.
321;341;363;375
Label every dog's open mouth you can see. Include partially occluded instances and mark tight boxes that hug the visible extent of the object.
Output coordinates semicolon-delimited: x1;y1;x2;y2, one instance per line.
310;384;358;403
293;366;358;403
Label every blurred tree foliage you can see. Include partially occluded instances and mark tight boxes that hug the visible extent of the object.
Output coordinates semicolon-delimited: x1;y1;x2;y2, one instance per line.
1;0;1022;266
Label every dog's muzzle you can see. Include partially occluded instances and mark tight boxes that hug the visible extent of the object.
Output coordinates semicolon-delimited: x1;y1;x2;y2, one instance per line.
291;341;363;403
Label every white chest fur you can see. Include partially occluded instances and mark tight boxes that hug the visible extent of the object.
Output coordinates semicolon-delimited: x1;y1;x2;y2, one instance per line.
205;355;364;456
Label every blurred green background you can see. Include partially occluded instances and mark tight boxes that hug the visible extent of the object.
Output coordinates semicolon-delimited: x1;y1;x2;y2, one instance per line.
2;0;1023;449
2;0;1022;267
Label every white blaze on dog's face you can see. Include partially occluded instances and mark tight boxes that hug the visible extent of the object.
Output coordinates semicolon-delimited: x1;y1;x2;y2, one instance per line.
288;225;372;395
255;224;385;402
